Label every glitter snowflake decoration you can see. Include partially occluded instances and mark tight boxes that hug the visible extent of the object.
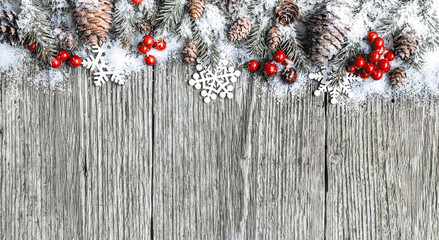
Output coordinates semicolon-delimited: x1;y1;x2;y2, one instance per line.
82;45;126;86
189;59;241;103
310;66;363;104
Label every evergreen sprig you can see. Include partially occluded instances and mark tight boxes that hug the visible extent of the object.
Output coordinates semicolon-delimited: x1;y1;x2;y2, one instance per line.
114;0;137;49
281;37;311;74
244;0;270;58
156;0;185;31
20;0;57;63
191;20;221;67
136;0;158;19
329;42;360;84
246;18;269;58
406;2;439;70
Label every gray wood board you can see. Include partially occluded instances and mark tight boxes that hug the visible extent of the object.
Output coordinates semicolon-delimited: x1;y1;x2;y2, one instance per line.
0;63;438;239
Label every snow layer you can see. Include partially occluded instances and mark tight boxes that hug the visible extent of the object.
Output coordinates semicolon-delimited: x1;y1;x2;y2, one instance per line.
0;0;439;106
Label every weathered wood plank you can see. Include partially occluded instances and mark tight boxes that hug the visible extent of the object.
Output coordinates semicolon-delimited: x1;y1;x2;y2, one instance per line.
0;66;87;239
0;67;153;239
152;62;326;239
82;69;153;239
326;99;439;239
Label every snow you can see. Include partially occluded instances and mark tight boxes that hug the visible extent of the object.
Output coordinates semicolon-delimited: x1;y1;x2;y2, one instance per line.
1;0;439;106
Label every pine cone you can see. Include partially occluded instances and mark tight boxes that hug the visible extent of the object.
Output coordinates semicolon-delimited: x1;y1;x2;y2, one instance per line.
394;30;418;61
220;0;243;13
282;67;298;84
54;27;77;50
188;0;206;20
227;17;252;42
389;67;407;89
0;10;24;47
74;0;113;46
182;41;198;63
266;27;282;50
308;0;352;66
137;17;154;35
275;0;300;26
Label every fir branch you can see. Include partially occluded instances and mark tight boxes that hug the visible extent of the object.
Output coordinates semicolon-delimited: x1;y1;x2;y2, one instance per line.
136;0;158;19
156;0;185;32
191;20;220;67
114;0;137;49
329;42;360;84
246;19;269;58
280;37;311;73
405;12;439;70
244;0;271;58
19;0;57;63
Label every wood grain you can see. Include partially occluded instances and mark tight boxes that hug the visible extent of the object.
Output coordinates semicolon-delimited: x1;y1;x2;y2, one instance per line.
0;67;153;239
326;99;439;239
152;62;326;239
1;62;439;239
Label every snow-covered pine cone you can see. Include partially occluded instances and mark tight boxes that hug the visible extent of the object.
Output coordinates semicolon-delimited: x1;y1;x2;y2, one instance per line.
275;0;300;27
266;26;282;50
227;17;252;42
307;0;352;67
188;0;206;20
182;41;198;63
220;0;243;13
137;17;154;35
54;27;77;50
389;67;407;89
394;29;418;61
73;0;113;46
0;10;24;47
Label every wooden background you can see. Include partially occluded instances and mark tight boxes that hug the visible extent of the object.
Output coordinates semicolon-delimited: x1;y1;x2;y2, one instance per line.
1;62;439;239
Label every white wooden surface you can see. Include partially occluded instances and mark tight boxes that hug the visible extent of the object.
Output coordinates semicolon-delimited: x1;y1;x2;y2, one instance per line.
1;62;438;239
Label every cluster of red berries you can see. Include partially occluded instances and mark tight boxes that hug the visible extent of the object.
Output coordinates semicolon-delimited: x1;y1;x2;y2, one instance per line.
27;42;82;69
137;35;167;66
347;31;396;81
131;0;142;4
247;50;292;78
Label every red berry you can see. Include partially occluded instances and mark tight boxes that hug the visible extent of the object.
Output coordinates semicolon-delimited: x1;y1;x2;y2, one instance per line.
373;37;385;49
144;55;156;65
377;59;391;73
363;62;375;74
377;46;386;55
369;51;381;63
274;50;286;63
51;57;62;69
27;42;36;52
131;0;142;4
58;50;70;61
154;39;167;51
384;51;395;61
69;55;82;67
247;60;258;71
355;56;366;69
143;35;155;47
372;70;383;81
367;31;379;42
346;65;356;74
359;71;370;79
264;62;278;77
137;42;150;54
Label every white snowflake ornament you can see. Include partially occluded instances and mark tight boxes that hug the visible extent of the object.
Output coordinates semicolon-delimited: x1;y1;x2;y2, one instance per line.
189;59;241;103
310;66;363;104
82;45;127;86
